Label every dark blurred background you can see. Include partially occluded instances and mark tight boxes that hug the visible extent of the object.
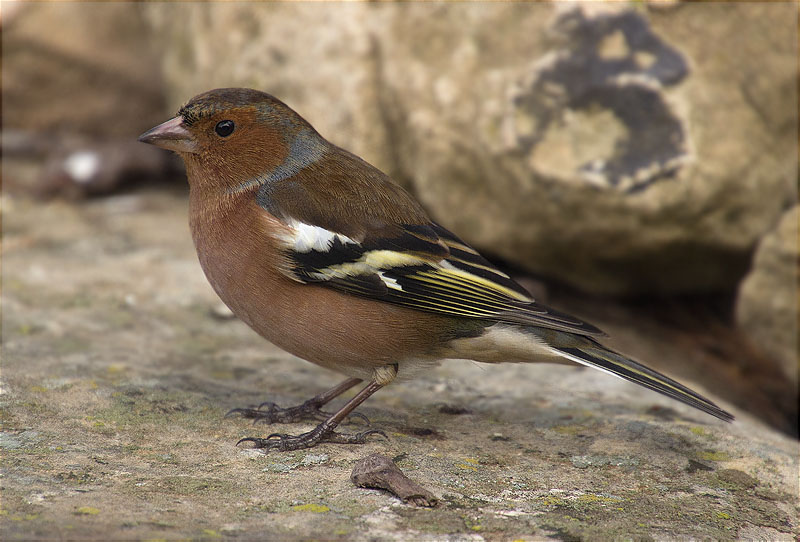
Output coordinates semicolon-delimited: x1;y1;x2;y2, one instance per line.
3;2;797;435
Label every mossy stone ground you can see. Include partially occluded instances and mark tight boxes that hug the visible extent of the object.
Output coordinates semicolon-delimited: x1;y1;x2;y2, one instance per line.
2;191;797;540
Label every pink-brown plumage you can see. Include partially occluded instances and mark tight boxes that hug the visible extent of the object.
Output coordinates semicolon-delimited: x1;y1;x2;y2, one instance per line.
188;185;460;381
137;87;733;451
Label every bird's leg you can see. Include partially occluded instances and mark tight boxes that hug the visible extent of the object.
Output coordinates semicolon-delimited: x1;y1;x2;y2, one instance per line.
238;365;396;452
226;377;367;424
238;381;387;452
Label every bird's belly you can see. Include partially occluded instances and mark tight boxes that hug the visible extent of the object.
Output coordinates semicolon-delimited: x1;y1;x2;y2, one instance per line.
188;194;468;381
195;240;451;380
221;275;450;378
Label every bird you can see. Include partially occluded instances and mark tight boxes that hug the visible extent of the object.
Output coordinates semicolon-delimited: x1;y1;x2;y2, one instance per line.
138;88;733;451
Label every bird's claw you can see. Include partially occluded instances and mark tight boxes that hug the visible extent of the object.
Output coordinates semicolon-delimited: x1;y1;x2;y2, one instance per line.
237;428;387;452
225;400;370;425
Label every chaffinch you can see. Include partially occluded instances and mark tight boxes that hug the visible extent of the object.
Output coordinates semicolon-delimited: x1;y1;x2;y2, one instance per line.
139;88;733;451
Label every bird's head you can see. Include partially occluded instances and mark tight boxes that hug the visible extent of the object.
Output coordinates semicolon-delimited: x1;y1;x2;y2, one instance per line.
138;88;325;193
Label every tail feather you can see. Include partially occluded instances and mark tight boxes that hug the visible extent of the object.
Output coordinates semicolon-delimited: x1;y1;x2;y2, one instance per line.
553;341;734;422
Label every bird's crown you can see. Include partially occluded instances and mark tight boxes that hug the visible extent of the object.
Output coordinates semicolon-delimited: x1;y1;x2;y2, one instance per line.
178;88;310;132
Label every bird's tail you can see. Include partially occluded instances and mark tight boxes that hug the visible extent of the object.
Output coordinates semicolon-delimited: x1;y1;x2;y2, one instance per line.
551;338;734;422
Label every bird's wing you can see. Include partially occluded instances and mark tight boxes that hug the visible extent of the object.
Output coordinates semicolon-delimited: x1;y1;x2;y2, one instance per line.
257;148;602;336
273;215;605;337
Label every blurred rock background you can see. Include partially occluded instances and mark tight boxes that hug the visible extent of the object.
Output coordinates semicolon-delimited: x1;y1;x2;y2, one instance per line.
2;2;798;540
147;2;796;291
5;0;796;426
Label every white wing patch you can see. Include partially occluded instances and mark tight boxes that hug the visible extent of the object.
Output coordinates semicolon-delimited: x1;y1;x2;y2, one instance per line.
303;260;411;293
378;272;403;291
283;219;358;253
279;220;528;299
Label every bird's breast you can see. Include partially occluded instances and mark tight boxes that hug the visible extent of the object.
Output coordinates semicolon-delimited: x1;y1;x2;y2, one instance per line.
187;190;458;379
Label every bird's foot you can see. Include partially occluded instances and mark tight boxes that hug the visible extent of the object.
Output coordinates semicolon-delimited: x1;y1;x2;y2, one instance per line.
226;399;329;424
237;426;387;452
226;399;369;425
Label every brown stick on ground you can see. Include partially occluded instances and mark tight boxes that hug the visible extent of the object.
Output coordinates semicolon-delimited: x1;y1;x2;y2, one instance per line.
351;454;438;507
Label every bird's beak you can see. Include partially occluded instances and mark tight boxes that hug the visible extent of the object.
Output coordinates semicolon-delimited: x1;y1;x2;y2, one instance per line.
138;116;198;154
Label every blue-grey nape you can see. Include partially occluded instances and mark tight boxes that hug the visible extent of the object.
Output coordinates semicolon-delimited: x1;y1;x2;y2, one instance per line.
231;128;328;195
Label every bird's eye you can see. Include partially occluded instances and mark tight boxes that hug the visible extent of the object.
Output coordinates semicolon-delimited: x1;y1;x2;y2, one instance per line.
214;120;235;137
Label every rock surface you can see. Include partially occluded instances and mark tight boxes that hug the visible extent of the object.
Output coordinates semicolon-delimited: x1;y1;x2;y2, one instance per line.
2;2;164;138
2;3;178;198
3;191;798;540
376;2;796;295
141;2;796;295
736;206;799;386
142;3;398;185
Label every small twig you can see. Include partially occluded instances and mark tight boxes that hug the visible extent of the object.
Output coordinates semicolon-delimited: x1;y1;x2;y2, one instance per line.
351;454;438;507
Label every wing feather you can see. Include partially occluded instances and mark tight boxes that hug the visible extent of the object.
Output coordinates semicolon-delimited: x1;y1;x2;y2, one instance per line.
276;217;604;337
